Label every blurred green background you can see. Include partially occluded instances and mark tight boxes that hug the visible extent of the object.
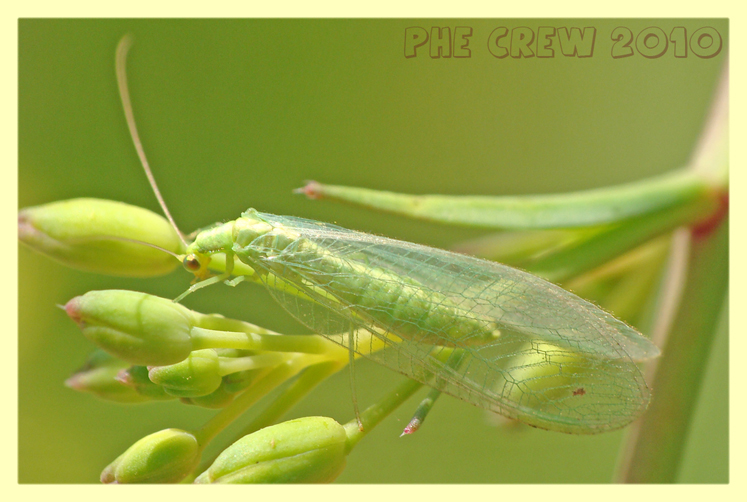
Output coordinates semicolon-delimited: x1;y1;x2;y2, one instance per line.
18;19;728;483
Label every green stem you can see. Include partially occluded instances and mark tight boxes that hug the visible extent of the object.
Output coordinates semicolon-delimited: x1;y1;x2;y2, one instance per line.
190;326;340;355
615;215;728;483
453;227;599;264
198;313;282;336
524;195;716;283
600;246;668;325
193;359;346;479
240;360;346;436
342;345;460;448
565;235;670;289
401;348;466;435
299;169;712;230
344;376;424;451
218;353;288;374
192;358;305;446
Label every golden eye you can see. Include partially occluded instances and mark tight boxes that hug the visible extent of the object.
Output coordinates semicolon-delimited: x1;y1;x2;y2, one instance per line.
183;255;201;272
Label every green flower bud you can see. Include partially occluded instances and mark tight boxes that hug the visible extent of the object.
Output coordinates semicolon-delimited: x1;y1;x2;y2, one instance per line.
101;428;200;484
117;366;175;401
183;366;269;409
65;350;152;404
19;198;183;277
221;368;263;394
180;353;262;408
148;349;222;398
194;417;348;484
65;290;196;366
181;383;236;409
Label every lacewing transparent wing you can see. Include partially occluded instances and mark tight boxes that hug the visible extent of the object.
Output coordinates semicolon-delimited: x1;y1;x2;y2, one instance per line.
232;211;659;434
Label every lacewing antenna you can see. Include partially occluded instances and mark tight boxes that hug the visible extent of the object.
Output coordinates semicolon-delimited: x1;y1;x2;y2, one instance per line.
115;35;187;247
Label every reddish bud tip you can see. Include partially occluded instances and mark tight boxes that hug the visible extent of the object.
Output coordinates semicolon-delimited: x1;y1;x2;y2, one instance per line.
64;297;83;325
295;181;324;200
17;211;35;240
114;369;134;386
64;374;85;390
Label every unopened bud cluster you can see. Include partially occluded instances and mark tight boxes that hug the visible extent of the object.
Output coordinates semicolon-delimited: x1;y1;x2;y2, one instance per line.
64;289;342;408
20;197;374;483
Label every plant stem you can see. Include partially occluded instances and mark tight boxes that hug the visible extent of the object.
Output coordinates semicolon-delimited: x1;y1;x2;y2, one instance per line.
192;360;346;480
298;169;712;230
238;360;346;436
344;376;424;451
192;359;304;446
615;215;728;482
525;196;716;283
190;326;342;354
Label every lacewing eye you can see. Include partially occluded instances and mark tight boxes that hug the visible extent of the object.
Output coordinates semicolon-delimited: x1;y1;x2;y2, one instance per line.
183;255;201;272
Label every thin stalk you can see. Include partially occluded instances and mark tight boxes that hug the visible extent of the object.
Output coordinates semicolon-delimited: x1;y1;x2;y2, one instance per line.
192;358;306;446
190;326;341;355
298;169;712;230
238;360;347;436
344;376;424;451
616;62;728;483
401;348;466;435
525;196;716;283
615;216;728;482
193;359;346;479
400;388;441;436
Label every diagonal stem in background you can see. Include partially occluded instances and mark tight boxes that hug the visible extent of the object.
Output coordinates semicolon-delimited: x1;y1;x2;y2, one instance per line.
615;62;729;483
616;215;727;482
